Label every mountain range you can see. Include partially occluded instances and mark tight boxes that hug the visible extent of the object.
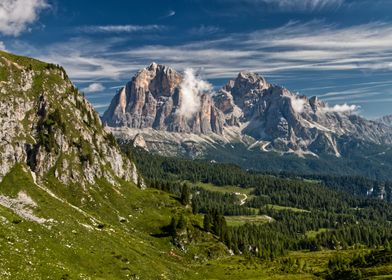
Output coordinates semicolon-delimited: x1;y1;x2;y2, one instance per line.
102;63;392;178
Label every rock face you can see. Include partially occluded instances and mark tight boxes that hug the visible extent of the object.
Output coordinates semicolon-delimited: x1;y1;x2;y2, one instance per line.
378;115;392;127
103;63;392;158
103;63;224;134
0;51;142;187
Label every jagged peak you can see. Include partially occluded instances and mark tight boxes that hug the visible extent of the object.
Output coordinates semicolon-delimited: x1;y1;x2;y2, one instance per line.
144;62;178;75
237;70;262;81
234;70;268;91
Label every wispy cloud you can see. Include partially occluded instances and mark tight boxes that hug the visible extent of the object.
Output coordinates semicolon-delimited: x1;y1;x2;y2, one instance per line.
258;0;344;11
0;0;49;36
78;24;165;34
81;82;105;93
160;10;176;19
189;25;222;36
16;21;392;81
0;41;6;50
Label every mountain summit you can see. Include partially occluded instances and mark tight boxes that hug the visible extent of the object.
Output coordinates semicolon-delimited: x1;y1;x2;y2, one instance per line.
103;63;392;159
103;63;224;134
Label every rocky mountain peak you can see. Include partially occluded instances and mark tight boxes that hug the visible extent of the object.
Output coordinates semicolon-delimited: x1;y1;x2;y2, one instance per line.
131;62;182;98
103;63;224;134
230;71;269;98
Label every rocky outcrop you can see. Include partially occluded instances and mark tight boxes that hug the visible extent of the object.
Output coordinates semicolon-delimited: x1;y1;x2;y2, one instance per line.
103;63;392;158
0;51;142;188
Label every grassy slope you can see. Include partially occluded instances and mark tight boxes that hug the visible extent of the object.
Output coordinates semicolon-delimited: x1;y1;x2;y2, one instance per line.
0;165;322;280
0;165;228;279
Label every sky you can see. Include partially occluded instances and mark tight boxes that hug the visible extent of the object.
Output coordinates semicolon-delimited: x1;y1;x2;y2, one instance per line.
0;0;392;118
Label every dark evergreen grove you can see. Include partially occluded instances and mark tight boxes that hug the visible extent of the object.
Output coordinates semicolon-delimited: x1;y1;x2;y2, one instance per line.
124;146;392;260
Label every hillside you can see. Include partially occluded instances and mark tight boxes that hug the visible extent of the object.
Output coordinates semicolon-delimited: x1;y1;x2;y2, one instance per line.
0;51;226;279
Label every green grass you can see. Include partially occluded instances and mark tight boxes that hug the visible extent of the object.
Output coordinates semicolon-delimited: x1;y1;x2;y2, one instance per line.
225;215;272;226
265;204;310;213
305;228;330;239
0;50;48;70
190;181;254;195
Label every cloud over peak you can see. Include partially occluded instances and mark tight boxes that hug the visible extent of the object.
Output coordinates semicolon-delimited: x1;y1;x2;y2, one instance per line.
179;69;213;120
0;0;49;36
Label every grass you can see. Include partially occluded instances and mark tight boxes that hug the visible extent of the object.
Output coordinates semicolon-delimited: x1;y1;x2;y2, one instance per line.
0;164;233;279
190;181;255;195
305;228;331;239
265;204;310;213
225;215;272;226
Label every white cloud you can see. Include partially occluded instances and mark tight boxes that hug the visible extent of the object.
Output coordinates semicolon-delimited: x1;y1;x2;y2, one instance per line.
93;103;110;109
189;25;222;36
290;96;306;113
81;83;105;93
178;69;213;120
0;41;6;50
78;25;165;34
323;103;360;113
0;0;49;36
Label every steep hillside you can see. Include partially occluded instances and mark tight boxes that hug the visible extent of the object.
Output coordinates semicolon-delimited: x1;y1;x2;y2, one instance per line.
0;50;139;188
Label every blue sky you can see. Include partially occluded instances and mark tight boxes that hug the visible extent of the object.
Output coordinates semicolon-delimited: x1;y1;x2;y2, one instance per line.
0;0;392;118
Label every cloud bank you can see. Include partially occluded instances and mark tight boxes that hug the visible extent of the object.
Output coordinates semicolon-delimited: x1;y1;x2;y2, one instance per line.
0;0;49;36
179;69;213;120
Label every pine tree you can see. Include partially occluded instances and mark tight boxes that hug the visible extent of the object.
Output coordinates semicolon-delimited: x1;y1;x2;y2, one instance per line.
169;217;177;238
203;213;211;232
180;183;191;205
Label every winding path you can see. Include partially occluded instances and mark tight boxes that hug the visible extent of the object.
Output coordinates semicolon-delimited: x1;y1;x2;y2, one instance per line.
234;192;248;206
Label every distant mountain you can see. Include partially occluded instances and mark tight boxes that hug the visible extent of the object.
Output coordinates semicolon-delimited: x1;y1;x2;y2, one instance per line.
102;63;392;178
103;63;225;134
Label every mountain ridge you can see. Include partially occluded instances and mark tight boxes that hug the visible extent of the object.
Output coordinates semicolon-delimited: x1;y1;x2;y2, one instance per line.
102;63;392;160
